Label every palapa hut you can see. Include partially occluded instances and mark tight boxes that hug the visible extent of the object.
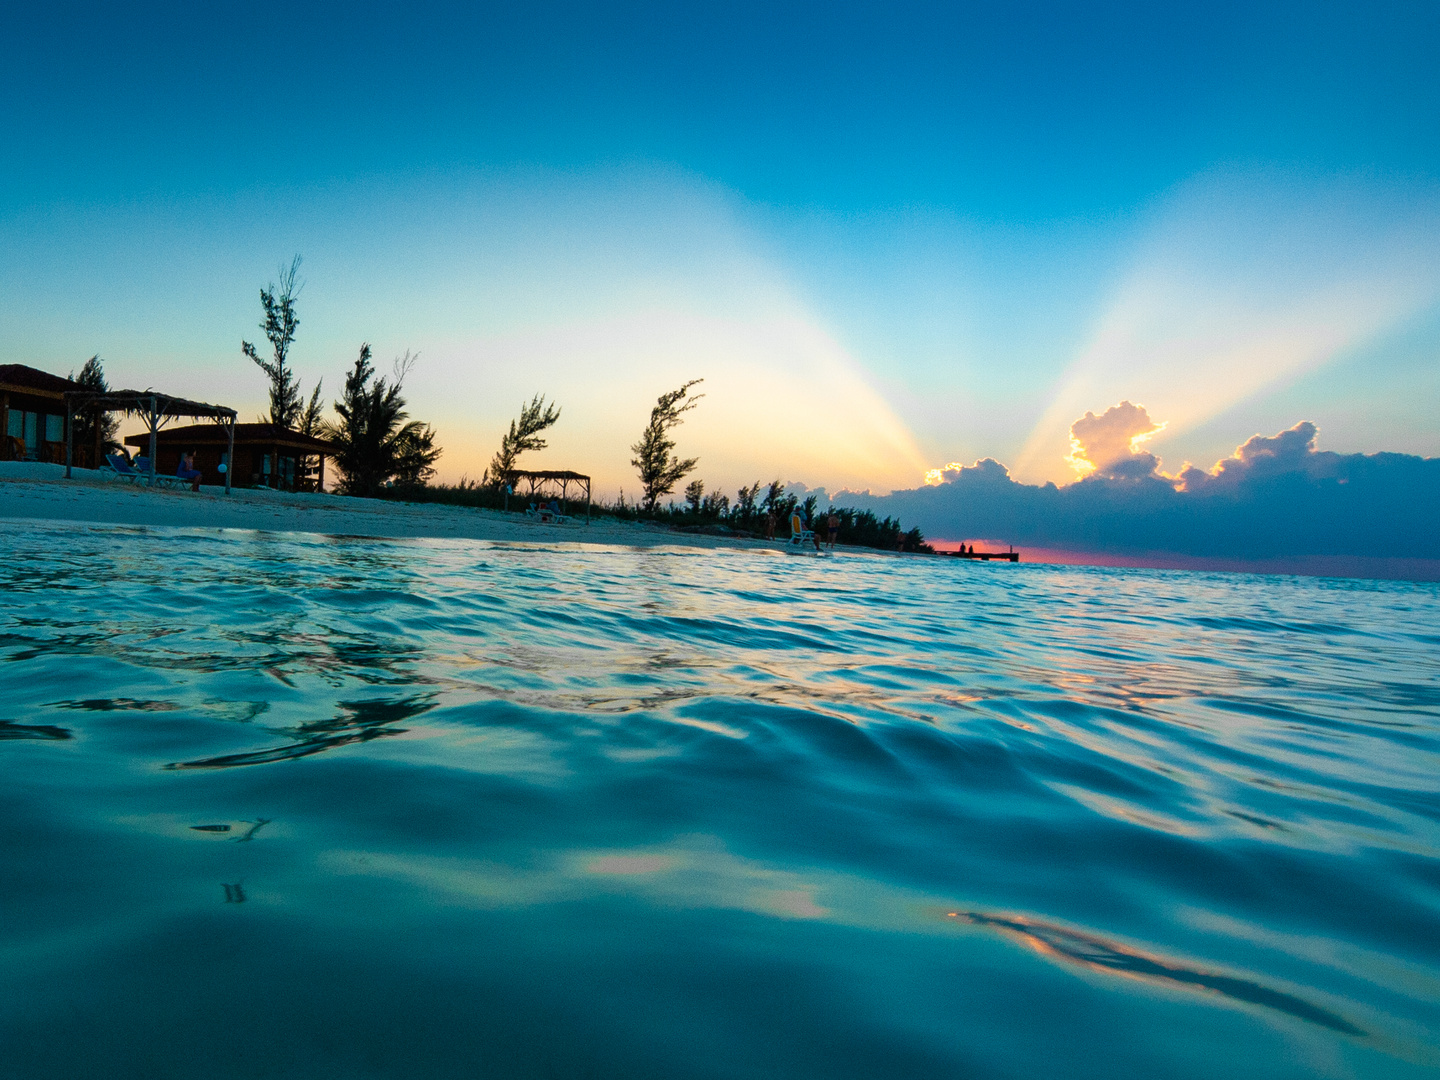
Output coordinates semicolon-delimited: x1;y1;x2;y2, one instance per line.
502;469;592;521
64;388;239;491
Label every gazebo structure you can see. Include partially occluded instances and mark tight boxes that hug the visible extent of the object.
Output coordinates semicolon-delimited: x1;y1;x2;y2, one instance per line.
63;389;238;493
503;469;592;522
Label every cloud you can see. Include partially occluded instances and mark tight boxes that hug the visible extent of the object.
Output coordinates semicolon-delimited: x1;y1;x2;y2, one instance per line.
837;419;1440;569
1178;421;1320;490
1067;401;1164;478
1012;170;1440;484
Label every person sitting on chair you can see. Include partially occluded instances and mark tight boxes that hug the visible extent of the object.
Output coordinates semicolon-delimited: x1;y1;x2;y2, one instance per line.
791;508;822;551
176;451;203;492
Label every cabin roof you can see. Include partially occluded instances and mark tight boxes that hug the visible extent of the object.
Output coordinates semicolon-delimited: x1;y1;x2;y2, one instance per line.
124;422;337;454
0;364;80;400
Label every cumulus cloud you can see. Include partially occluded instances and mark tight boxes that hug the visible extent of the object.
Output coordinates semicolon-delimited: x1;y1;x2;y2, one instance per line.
1067;401;1165;479
1011;170;1440;485
836;418;1440;568
1179;421;1320;490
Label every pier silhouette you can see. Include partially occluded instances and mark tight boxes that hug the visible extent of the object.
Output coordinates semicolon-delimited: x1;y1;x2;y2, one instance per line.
943;545;1019;562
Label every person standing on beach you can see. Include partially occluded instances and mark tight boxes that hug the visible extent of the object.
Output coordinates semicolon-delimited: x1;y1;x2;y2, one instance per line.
826;511;839;549
765;508;776;540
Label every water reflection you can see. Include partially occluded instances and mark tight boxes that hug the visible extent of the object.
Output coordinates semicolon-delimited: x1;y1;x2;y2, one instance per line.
56;698;182;712
235;819;270;842
0;720;71;740
165;698;435;769
956;911;1364;1035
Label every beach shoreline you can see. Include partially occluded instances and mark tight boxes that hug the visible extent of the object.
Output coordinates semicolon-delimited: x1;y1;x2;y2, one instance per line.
0;462;774;551
8;465;1438;581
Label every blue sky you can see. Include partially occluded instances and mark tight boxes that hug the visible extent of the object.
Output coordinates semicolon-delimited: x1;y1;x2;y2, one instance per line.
3;1;1438;494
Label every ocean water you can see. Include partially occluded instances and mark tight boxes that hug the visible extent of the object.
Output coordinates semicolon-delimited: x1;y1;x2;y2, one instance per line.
1;520;1438;1080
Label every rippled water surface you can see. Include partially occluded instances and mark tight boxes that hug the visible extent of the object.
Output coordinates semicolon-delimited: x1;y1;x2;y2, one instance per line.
2;521;1438;1078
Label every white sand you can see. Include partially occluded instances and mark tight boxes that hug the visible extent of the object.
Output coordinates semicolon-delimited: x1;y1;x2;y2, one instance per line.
0;462;771;550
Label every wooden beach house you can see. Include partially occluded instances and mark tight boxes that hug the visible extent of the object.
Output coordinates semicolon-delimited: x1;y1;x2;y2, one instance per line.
123;423;339;492
0;364;79;463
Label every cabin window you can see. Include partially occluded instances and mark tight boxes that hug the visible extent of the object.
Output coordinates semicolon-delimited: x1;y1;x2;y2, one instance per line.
23;412;38;448
5;410;20;438
45;414;63;442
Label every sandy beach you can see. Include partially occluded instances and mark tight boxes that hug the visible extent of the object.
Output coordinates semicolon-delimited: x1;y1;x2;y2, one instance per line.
0;462;769;550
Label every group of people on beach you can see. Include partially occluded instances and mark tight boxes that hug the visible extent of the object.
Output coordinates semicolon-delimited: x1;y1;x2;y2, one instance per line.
764;505;838;551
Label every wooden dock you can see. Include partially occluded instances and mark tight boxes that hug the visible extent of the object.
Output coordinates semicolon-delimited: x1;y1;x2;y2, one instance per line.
941;548;1020;562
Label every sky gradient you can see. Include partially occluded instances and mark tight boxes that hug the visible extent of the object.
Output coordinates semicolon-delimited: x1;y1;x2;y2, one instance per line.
3;1;1438;503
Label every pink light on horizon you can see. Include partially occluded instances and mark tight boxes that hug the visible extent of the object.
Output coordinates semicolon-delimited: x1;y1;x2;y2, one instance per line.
927;539;1440;582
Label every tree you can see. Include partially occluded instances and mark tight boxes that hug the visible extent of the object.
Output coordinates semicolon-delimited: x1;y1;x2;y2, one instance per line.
295;382;326;488
242;255;314;429
392;422;441;487
760;479;797;526
324;345;441;496
631;379;704;512
684;479;704;513
733;481;761;524
298;383;325;436
701;490;729;517
68;355;119;464
485;394;561;484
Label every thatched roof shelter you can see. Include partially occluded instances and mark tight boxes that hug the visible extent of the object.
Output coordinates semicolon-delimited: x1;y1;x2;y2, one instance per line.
500;469;592;521
63;389;237;491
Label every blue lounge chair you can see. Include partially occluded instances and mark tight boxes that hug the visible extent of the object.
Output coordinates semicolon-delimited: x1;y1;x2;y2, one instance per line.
100;453;190;490
100;453;145;484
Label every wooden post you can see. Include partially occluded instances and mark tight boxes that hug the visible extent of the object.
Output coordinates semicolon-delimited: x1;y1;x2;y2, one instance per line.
0;392;8;460
147;397;158;487
316;449;324;493
225;419;234;495
65;400;73;478
586;477;591;524
92;404;102;470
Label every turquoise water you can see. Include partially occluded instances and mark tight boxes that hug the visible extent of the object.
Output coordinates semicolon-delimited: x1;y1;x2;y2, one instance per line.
2;520;1438;1079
